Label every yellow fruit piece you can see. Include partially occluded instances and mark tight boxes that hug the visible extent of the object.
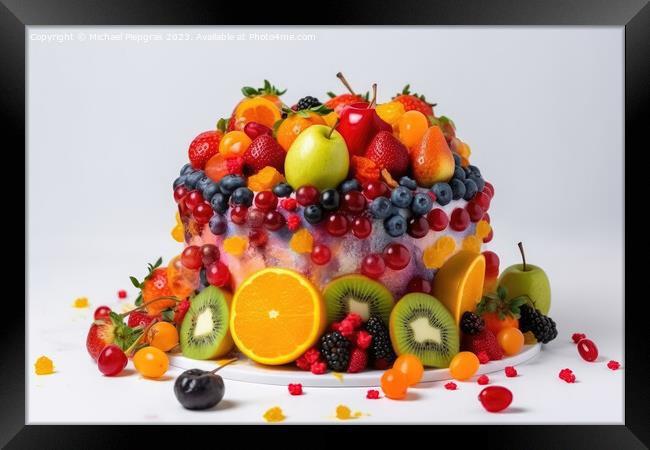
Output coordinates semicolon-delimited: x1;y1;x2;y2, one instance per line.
223;236;248;257
73;297;89;308
462;235;482;254
475;220;491;239
234;96;282;131
431;250;486;324
247;166;285;192
263;406;286;422
422;236;456;269
289;228;314;254
34;356;54;375
171;224;185;242
323;111;339;127
376;101;406;125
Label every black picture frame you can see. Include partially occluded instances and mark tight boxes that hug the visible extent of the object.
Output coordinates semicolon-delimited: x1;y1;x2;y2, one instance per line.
4;0;647;447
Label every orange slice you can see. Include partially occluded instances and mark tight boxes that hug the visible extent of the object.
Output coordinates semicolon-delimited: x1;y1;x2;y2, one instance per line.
431;251;486;324
233;97;281;131
230;268;326;365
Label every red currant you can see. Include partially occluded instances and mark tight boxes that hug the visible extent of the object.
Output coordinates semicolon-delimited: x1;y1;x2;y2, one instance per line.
264;210;285;231
181;245;203;270
200;244;220;266
192;202;214;224
254;191;278;212
184;190;204;210
326;213;349;237
206;261;230;287
407;276;431;294
247;208;266;228
342;191;366;213
482;251;500;278
295;185;319;206
383;243;411;270
577;339;599;362
407;216;429;238
474;191;491;211
450;208;470;231
249;228;268;247
361;253;386;279
466;201;484;222
173;185;188;203
230;205;248;225
93;305;111;320
311;244;332;265
478;386;513;412
363;181;388;200
97;344;128;376
351;216;372;239
427;208;448;231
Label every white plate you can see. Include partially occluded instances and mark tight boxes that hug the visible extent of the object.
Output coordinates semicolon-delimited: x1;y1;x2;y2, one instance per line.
169;344;541;387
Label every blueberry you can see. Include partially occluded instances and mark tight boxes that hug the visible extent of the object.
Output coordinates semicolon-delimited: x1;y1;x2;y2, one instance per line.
202;181;220;202
340;179;361;193
320;189;340;211
231;187;254;206
463;166;473;178
196;175;213;193
173;175;186;189
412;192;433;216
272;182;293;198
463;178;478;201
399;176;417;190
470;174;485;192
384;214;407;237
431;183;453;206
219;175;246;195
452;153;461;166
450;178;466;200
468;165;482;177
185;170;205;189
391;186;413;208
210;193;229;214
180;163;193;176
209;213;228;235
303;204;324;224
369;197;395;219
453;166;466;181
198;268;209;290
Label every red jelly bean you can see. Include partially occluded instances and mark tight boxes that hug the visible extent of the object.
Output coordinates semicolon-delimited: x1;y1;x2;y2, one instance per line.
478;386;513;412
577;338;598;362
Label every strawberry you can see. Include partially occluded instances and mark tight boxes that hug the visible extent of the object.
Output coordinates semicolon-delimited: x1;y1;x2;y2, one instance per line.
127;310;160;328
364;131;410;178
243;134;286;173
86;312;142;360
392;84;435;117
173;299;191;325
461;329;503;361
325;92;367;114
347;347;368;373
188;130;222;170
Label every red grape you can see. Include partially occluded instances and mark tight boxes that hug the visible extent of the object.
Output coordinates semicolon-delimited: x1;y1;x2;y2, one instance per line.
577;339;599;362
311;244;332;265
181;245;203;270
192;202;214;224
427;208;448;231
249;228;268;247
361;254;385;279
363;181;388;200
295;185;319;206
264;211;285;231
230;205;248;225
254;191;278;212
326;213;349;237
97;344;128;376
200;244;220;266
184;190;204;210
383;243;411;270
93;306;111;320
351;216;372;239
407;276;431;294
482;251;500;278
206;261;230;287
342;191;366;213
450;208;470;231
478;386;512;412
173;185;188;203
407;216;429;238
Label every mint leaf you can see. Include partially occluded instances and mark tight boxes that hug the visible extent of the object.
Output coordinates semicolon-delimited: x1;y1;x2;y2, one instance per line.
129;276;141;288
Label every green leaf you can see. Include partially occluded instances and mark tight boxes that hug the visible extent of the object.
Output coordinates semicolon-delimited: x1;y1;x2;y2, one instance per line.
161;309;175;322
129;276;141;288
272;119;284;138
402;84;410;95
311;104;333;115
487;301;497;312
134;293;143;307
326;91;336;98
216;118;227;133
296;110;310;118
497;285;507;300
241;86;258;97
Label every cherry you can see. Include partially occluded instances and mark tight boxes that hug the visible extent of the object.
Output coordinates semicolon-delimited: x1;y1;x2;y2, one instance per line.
326;213;349;237
427;208;448;231
482;251;500;278
249;228;268;247
407;216;429;238
184;190;204;211
474;191;491;211
351;216;372;239
93;305;111;320
478;386;513;412
311;244;332;265
97;344;128;376
254;191;278;212
406;276;431;294
206;261;230;287
200;244;220;266
192;202;214;224
363;181;388;200
361;253;385;279
295;185;319;206
342;190;366;213
230;205;248;225
383;243;411;270
577;339;599;362
174;185;189;203
466;201;484;222
247;208;266;228
181;245;203;270
450;208;470;231
264;211;286;231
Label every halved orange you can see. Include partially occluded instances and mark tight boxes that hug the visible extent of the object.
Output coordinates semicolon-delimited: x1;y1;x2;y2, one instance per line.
230;268;326;365
276;112;326;151
233;97;281;131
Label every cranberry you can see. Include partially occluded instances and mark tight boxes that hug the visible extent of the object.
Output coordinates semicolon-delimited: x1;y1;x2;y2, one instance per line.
450;208;470;231
181;245;203;270
247;208;266;228
383;243;411;270
326;213;349;237
206;261;230;287
427;208;448;231
466;201;484;222
200;244;220;266
254;191;278;212
97;344;128;376
406;276;431;294
264;211;285;231
311;244;332;265
230;205;248;225
482;251;500;278
192;202;214;224
249;228;268;247
577;339;599;362
407;216;429;238
93;305;111;320
474;191;491;211
173;185;188;203
295;185;319;206
363;181;388;200
361;254;385;279
478;386;512;412
351;216;372;239
342;190;366;213
184;190;204;210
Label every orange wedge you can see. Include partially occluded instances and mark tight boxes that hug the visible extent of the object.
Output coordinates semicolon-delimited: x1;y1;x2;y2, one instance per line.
431;251;486;324
233;97;281;131
230;268;326;365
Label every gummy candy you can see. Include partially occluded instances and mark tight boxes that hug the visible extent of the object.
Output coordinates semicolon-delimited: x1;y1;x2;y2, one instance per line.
351;156;380;184
34;356;54;375
462;235;482;254
422;236;456;269
263;406;286;422
475;220;491;240
289;228;314;254
223;236;248;257
247;166;285;192
73;297;89;308
335;405;360;420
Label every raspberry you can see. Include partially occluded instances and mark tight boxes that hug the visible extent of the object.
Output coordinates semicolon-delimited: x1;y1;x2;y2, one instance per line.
462;329;503;361
477;374;489;385
286;214;301;231
330;322;341;332
280;198;297;211
295;355;311;371
117;290;127;299
344;313;363;329
347;347;368;373
572;333;587;344
288;383;303;395
477;351;490;364
559;368;576;383
366;389;380;399
338;320;355;338
303;348;321;364
310;360;327;375
444;382;457;390
226;156;244;175
607;360;621;370
505;366;517;377
355;330;373;350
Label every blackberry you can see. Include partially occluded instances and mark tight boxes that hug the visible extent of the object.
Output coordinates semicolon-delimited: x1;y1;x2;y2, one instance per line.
364;317;396;366
296;96;321;111
460;311;484;335
519;305;558;344
320;332;351;372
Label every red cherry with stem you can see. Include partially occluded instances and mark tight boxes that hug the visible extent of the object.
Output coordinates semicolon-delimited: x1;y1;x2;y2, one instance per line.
174;185;188;203
184;190;204;210
295;185;319;206
264;211;285;231
482;251;500;278
351;216;372;239
577;339;599;362
407;216;429;238
181;245;203;270
247;208;266;228
474;191;491;211
361;253;385;279
200;244;220;266
249;228;268;247
206;261;230;287
192;202;214;224
466;201;484;222
427;208;448;231
450;208;470;231
230;205;248;225
383;243;411;270
326;213;349;236
363;181;388;200
97;344;128;376
93;305;111;320
311;244;332;265
243;121;272;140
342;190;366;213
406;276;431;294
254;191;278;212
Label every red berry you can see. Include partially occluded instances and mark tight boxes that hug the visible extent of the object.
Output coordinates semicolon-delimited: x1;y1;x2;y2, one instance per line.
347;347;368;373
450;208;470;231
363;181;388;200
288;383;303;396
474;191;491;211
311;244;332;265
310;360;327;375
295;355;311;371
192;202;214;224
482;251;500;278
230;205;248;225
226;156;244;175
407;216;429;238
280;198;297;211
254;191;278;212
173;299;191;325
505;366;517;377
326;213;349;237
295;185;319;206
361;253;385;279
479;386;512;412
577;339;599;362
571;333;587;344
264;210;285;231
249;228;268;247
427;208;448;231
93;306;111;320
345;313;364;329
559;368;576;383
444;382;457;390
181;245;203;270
188;130;221;169
356;330;373;350
243;135;285;173
338;320;355;337
406;276;431;294
607;360;620;370
303;348;321;364
200;244;220;266
477;374;489;385
243;122;273;140
466;201;484;222
286;214;301;231
117;290;127;299
383;243;411;270
351;216;372;239
483;229;494;243
174;185;188;203
247;208;266;228
366;389;380;399
477;351;490;364
184;190;204;211
97;344;128;376
483;182;494;198
206;261;230;287
342;191;366;213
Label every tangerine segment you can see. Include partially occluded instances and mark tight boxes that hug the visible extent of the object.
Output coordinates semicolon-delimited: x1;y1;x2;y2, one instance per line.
230;268;326;365
233;97;281;131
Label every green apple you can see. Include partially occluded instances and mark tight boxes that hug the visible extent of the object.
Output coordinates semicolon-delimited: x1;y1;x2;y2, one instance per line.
497;243;551;315
284;124;349;191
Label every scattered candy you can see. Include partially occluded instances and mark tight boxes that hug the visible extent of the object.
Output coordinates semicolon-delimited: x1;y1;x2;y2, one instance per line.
504;366;518;377
34;356;54;375
571;333;587;344
263;406;286;422
117;290;127;299
577;338;599;362
73;297;89;308
444;382;457;390
289;228;314;253
475;220;492;240
366;389;380;399
607;360;621;370
559;368;576;383
335;404;361;420
477;374;489;385
288;383;303;395
381;369;409;399
478;386;512;412
422;236;456;269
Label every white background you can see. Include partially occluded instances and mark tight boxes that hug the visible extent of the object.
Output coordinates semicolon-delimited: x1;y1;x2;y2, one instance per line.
27;27;624;424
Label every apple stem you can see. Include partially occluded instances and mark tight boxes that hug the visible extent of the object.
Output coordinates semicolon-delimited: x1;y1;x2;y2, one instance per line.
518;242;527;272
369;83;378;109
327;118;340;139
336;72;356;95
210;357;238;374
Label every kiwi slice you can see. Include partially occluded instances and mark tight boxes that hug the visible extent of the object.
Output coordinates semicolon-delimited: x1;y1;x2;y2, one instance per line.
180;286;234;360
389;293;459;368
323;274;394;324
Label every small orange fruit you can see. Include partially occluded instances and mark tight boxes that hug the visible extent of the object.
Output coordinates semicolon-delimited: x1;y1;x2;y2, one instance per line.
147;321;179;352
449;351;480;381
133;346;169;378
380;368;409;399
393;354;424;386
219;131;252;158
497;327;525;356
276;112;326;151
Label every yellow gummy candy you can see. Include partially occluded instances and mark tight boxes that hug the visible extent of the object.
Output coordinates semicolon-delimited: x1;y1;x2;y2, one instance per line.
263;406;286;423
247;166;285;192
336;405;352;420
423;236;456;269
475;220;491;240
435;236;456;253
171;224;185;242
34;356;54;375
376;101;405;125
289;228;313;254
73;297;89;308
462;235;482;254
223;236;248;257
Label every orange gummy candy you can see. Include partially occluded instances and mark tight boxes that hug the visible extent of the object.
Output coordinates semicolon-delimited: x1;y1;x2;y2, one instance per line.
34;356;54;375
247;166;285;192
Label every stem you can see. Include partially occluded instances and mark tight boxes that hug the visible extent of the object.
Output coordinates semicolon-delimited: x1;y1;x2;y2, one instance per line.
210;357;238;374
125;318;160;356
327;118;340;139
369;83;377;109
336;72;356;95
518;241;527;272
119;296;181;318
